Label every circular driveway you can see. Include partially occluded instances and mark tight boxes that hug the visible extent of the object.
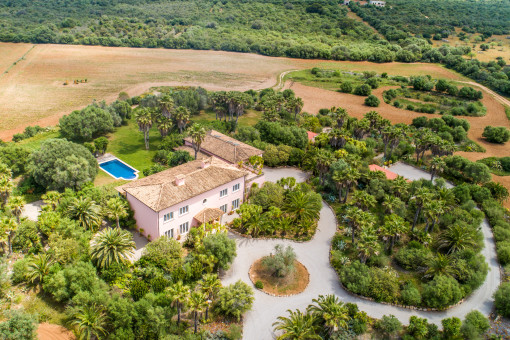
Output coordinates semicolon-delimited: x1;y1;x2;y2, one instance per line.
221;166;500;340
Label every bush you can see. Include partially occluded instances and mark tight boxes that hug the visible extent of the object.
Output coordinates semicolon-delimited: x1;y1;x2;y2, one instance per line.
461;310;490;339
375;315;402;338
28;139;98;191
496;241;510;265
340;261;371;296
494;282;510;317
365;77;379;89
482;126;510;144
0;311;37;340
401;282;422;306
353;84;372;96
254;280;263;289
203;232;237;271
262;244;296;278
130;279;149;301
395;246;431;271
139;237;182;273
215;280;254;321
442;317;462;338
368;267;399;303
422;275;463;309
364;95;380;107
340;82;353;93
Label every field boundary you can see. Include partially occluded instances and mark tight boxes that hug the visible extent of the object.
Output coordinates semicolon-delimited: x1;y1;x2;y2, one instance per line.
1;45;36;78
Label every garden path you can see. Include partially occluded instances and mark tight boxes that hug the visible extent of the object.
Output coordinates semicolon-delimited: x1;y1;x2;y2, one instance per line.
223;165;500;340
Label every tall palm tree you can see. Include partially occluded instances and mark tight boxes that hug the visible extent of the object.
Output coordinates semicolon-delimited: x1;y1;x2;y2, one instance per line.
0;174;13;208
156;116;173;137
284;191;321;224
343;206;374;244
134;107;153;150
382;195;403;215
332;167;360;203
8;195;25;223
357;228;380;263
26;252;55;290
437;223;478;254
430;156;446;181
188;291;207;334
307;295;349;335
423;200;445;233
68;197;102;232
273;309;320;340
391;176;410;199
380;214;409;252
188;124;207;159
174;106;191;134
90;227;135;269
166;281;190;325
329;107;348;130
315;149;334;186
41;191;62;210
199;273;221;320
0;216;17;256
410;187;432;231
104;197;128;229
70;304;107;340
159;95;174;118
351;191;376;211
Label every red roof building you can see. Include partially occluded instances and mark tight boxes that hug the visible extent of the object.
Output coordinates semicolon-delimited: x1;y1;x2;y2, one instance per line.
368;164;399;180
307;131;318;141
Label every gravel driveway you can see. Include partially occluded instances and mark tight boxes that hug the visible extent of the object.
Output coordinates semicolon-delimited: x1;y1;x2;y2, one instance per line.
224;165;500;340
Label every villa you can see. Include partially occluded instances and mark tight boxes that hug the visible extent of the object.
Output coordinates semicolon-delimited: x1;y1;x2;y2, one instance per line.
369;0;386;7
116;157;249;240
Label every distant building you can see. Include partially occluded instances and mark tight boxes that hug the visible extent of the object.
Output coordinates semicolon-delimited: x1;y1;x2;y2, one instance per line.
307;131;318;142
369;0;386;7
343;0;351;5
368;164;398;180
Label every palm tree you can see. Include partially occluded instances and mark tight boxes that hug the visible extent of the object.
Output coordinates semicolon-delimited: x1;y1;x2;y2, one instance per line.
70;304;107;340
315;149;334;186
351;191;376;211
284;191;321;224
68;197;102;232
8;195;25;223
188;124;207;159
159;95;174;118
437;223;478;254
391;176;410;199
0;216;17;256
382;195;403;215
199;273;221;320
380;214;409;252
174;106;191;134
410;187;432;231
273;309;320;340
0;174;13;208
343;206;374;244
332;167;360;203
357;227;380;263
134;107;153;150
423;200;445;233
423;253;455;279
41;191;62;210
104;197;128;229
430;156;446;181
156;116;173;137
26;253;55;290
188;291;207;334
90;227;135;269
307;295;349;335
329;107;348;130
166;281;190;325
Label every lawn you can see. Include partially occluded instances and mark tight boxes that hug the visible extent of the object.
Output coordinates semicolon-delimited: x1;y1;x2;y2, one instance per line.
193;109;262;128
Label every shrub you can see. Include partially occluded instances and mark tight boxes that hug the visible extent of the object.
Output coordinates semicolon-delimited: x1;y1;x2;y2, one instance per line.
139;237;182;273
407;316;429;338
401;282;422;306
461;310;490;339
365;77;379;89
0;311;37;340
395;246;431;271
340;82;353;93
442;317;462;338
262;244;296;278
375;315;402;338
130;279;149;301
496;241;510;265
482;126;510;144
422;275;463;309
364;95;380;107
254;280;263;289
368;267;399;303
353;84;372;96
494;282;510;317
340;261;371;296
215;280;254;321
203;233;237;271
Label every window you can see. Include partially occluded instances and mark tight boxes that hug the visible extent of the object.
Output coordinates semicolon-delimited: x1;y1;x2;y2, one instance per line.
220;188;228;198
232;198;240;210
164;229;174;238
179;205;189;216
220;204;228;213
163;212;174;222
232;183;240;192
179;221;189;234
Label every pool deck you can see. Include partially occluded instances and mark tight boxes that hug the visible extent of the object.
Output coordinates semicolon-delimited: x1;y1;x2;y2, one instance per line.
97;153;117;164
97;153;139;180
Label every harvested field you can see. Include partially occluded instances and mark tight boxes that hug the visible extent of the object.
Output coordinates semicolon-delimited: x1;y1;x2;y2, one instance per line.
0;42;33;74
0;43;469;141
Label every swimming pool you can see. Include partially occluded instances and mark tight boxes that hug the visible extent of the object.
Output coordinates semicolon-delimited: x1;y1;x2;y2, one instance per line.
99;159;139;180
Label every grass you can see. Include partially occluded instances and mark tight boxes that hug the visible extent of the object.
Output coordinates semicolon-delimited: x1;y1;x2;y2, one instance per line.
17;129;60;151
22;291;67;325
286;69;398;92
193;109;262;128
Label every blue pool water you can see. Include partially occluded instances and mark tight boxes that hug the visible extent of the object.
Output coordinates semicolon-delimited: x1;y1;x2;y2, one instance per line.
99;159;138;180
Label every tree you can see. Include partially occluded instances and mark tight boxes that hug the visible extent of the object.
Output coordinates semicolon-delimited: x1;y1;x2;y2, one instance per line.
353;84;371;96
90;227;135;269
215;280;254;321
68;197;102;232
286;97;304;121
156;116;173;137
0;311;37;340
438;223;478;254
134;107;153;150
332;167;360;203
59;105;114;141
104;197;129;228
189;291;207;333
202;232;236;271
166;281;190;325
482;126;510;144
28;139;98;191
8;195;25;223
199;273;221;320
375;315;402;339
284;191;322;224
93;137;109;155
159;95;174;118
0;216;17;256
380;214;409;252
308;295;349;335
140;236;183;272
262;244;296;278
435;79;449;92
173;106;190;133
26;253;55;290
41;191;62;210
351;191;376;211
364;95;380;107
430;156;446;181
0;169;13;208
424;253;455;279
357;228;380;263
494;282;510;317
442;317;461;339
188;124;207;159
422;275;463;309
461;310;489;339
411;188;432;231
273;309;320;340
407;316;429;339
340;82;353;93
315;149;335;185
70;304;107;340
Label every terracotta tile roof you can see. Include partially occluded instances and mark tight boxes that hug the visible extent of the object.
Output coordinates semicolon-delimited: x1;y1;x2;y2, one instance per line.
369;164;399;180
194;208;225;224
116;157;248;212
175;145;209;160
184;130;262;163
307;131;318;140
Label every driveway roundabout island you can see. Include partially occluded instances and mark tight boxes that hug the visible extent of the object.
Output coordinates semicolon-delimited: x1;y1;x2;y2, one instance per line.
221;165;501;340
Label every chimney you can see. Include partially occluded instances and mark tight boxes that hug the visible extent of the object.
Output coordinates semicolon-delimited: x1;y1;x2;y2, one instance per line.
174;174;185;186
201;158;211;169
